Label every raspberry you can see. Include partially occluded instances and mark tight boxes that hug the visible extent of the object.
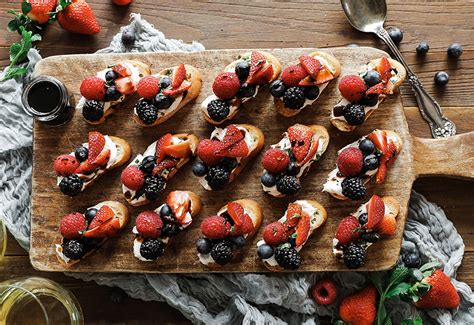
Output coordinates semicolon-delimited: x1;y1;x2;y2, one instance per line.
281;64;308;87
136;211;163;239
311;278;338;305
262;148;289;174
262;221;288;246
137;76;160;99
335;216;361;245
80;77;106;101
338;75;367;102
60;212;86;239
337;147;364;177
121;165;145;191
197;139;222;166
212;72;241;100
54;154;79;176
200;216;231;239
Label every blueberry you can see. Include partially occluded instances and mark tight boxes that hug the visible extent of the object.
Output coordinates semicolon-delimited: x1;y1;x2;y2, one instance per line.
84;208;97;223
162;223;180;237
269;80;286;97
359;94;379;107
403;252;421;268
257;244;274;259
229;235;246;249
286;161;299;176
220;157;238;171
160;204;173;218
105;70;118;82
139;156;156;174
358;139;375;154
161;214;175;224
196;238;212;254
235;61;250;81
74;146;88;162
288;235;296;247
363;154;379;170
261;172;276;187
358;213;368;225
387;27;403;44
363;70;381;87
159;76;172;89
303;86;320;100
434;71;449;86
192;162;208;177
447;43;463;58
121;29;135;47
105;86;122;101
154;93;173;110
238;83;257;98
416;42;429;55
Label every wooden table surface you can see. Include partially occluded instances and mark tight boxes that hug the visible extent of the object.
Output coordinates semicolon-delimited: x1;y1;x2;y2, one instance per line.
0;1;472;323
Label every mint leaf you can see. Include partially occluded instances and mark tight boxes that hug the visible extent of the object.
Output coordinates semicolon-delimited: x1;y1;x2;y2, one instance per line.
7;19;19;32
419;261;439;273
22;1;32;15
9;43;23;62
370;272;385;294
389;266;409;286
384;317;393;325
2;66;28;80
386;282;411;299
413;316;423;325
377;302;388;325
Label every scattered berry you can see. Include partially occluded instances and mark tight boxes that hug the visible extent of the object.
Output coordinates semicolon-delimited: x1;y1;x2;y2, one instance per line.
387;27;403;44
416;42;430;55
402;252;421;268
262;148;289;174
137;76;160;99
262;221;288;246
339;285;377;325
338;75;367;102
335;216;361;245
136;211;163;238
434;71;449;86
54;155;79;176
80;77;106;101
60;213;86;239
212;72;241;100
311;278;338;305
200;216;231;239
447;43;463;58
337;147;364;177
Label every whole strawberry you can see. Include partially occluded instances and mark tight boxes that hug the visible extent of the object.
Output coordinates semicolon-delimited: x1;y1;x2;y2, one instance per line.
338;75;367;102
335;215;361;245
212;72;240;100
200;216;231;239
54;154;79;176
261;148;289;174
121;166;145;191
26;0;57;24
339;284;377;325
415;269;460;309
60;212;86;239
337;147;364;177
136;211;163;239
262;221;288;246
56;0;100;35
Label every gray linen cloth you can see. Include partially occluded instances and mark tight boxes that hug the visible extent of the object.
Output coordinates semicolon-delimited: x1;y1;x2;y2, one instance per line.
1;13;472;324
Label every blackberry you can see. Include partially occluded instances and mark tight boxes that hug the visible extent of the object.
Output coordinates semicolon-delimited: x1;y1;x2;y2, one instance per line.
360;231;380;243
276;175;301;195
283;87;305;109
161;223;180;237
74;146;88;162
135;100;158;125
205;166;230;190
207;99;230;122
210;240;233;265
62;239;85;260
140;238;165;260
238;83;257;98
143;175;166;201
341;177;367;200
59;175;83;197
343;104;365;125
82;100;104;122
139;156;156;174
219;157;238;171
274;243;301;270
343;242;366;269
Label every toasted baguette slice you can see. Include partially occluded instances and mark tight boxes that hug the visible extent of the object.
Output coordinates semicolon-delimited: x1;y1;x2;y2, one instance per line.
80;60;151;125
259;200;327;272
122;133;199;206
275;51;341;117
133;191;202;262
197;124;265;190
198;199;263;269
331;57;406;132
323;130;402;201
55;201;130;267
133;64;202;127
201;51;282;125
261;124;330;198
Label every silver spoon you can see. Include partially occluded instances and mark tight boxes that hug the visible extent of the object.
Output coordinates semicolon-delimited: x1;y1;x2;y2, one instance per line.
340;0;456;138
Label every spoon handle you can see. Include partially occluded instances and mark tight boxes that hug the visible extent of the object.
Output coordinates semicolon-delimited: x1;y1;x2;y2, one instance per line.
375;27;456;138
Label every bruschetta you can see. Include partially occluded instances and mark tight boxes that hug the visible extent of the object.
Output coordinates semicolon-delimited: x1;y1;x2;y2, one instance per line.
332;195;400;269
78;60;151;124
54;131;132;197
201;51;281;124
121;132;198;206
331;56;406;132
55;201;129;266
196;199;262;268
256;200;327;271
133;191;202;261
192;124;264;190
270;52;340;117
323;129;402;200
261;124;329;197
133;64;202;126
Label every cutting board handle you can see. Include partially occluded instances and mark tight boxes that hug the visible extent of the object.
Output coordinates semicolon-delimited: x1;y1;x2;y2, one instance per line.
412;132;474;179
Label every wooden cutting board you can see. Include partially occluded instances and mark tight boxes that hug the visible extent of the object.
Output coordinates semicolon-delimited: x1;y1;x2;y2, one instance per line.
29;47;474;273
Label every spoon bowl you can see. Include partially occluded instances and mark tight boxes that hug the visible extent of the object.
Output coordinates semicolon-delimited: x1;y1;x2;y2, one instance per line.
341;0;386;33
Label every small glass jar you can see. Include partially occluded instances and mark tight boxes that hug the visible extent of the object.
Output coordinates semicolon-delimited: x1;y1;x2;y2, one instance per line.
21;75;75;126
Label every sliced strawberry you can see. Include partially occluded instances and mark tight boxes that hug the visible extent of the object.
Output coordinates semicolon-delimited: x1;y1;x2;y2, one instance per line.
88;205;115;229
218;140;249;158
167;191;190;223
316;68;335;85
196;139;222;166
299;55;323;79
75;160;98;174
366;195;385;229
152;157;179;176
91;149;110;167
295;212;311;247
112;63;132;77
230;213;254;236
288;125;314;164
220;125;244;148
171;64;187;88
366;82;386;95
162;140;191;159
300;137;319;166
377;57;392;82
284;202;302;230
227;202;245;226
215;125;249;158
115;77;136;95
155;133;173;164
367;130;389;183
246;63;273;85
162;80;191;96
246;51;267;81
83;217;120;238
88;131;105;163
298;76;319;87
